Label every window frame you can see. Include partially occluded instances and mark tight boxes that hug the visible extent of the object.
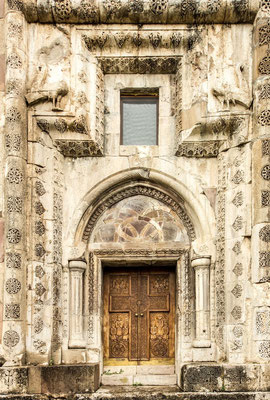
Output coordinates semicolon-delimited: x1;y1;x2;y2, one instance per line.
120;94;159;146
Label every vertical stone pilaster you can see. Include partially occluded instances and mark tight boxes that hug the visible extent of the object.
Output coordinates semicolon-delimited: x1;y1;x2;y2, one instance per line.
251;1;270;362
192;256;211;348
68;260;86;348
2;2;27;364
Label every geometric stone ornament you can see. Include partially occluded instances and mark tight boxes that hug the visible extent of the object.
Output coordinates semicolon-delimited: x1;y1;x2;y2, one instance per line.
231;306;242;320
259;110;270;126
261;190;270;207
35;265;45;279
7;228;21;244
259;25;270;46
6;252;21;268
35;221;46;236
3;330;20;348
232;170;244;185
232;216;243;232
261;165;270;180
35;181;46;196
7;196;23;213
259;341;270;358
33;317;44;334
5;304;20;319
176;141;222;158
233;325;243;337
259;53;270;76
231;284;243;298
35;244;46;258
6;168;23;184
256;310;270;335
259;225;270;242
262;139;270;155
233;263;243;276
35;201;45;215
232;191;243;207
232;241;242;255
96;56;181;74
259;251;270;268
5;278;21;294
35;283;46;297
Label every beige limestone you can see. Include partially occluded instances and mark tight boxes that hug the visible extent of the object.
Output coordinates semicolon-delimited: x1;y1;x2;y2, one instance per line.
0;0;270;395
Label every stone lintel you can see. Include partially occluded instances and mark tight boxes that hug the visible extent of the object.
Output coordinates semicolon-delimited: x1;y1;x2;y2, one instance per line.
11;0;259;25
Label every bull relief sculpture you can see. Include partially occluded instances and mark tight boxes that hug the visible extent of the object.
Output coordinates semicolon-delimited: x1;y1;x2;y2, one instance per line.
26;38;69;111
212;64;252;110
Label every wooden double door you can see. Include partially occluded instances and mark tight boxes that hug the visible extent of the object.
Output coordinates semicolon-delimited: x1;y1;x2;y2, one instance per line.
103;267;175;365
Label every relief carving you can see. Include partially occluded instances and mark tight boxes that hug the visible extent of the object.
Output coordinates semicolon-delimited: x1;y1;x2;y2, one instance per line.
176;141;222;158
212;65;251;110
26;38;69;111
150;313;169;357
109;314;129;358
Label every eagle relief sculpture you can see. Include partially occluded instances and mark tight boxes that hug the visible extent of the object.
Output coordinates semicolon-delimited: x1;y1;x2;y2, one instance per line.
25;38;69;111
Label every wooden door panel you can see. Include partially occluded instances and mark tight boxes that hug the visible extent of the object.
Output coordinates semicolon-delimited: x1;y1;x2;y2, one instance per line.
109;312;129;358
104;267;175;365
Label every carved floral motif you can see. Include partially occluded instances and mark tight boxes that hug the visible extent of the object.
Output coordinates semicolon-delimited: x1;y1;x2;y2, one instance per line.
109;314;129;358
150;313;169;357
176;141;222;158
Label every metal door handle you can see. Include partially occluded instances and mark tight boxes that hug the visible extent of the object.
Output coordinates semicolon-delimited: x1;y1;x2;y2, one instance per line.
135;313;138;317
140;313;144;317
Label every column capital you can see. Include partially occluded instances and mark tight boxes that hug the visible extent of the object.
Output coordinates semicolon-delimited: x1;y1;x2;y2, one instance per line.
68;259;87;271
191;256;211;268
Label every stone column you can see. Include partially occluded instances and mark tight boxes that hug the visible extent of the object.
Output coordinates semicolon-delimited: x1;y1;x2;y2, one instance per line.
2;1;28;364
192;256;211;347
68;260;86;348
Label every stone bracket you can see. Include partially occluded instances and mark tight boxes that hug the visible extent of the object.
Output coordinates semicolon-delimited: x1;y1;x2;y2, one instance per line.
28;113;103;158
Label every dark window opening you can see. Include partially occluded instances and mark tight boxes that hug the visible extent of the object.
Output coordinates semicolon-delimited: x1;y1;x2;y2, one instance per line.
120;89;159;145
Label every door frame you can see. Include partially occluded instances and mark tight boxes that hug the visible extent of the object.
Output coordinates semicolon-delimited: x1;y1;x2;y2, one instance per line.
85;247;193;384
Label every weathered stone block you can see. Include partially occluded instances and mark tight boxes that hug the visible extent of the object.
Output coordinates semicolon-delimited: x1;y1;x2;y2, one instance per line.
224;365;260;392
0;367;28;394
28;364;99;395
181;365;223;392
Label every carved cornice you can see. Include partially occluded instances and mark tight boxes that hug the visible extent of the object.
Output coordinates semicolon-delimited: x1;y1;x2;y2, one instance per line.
176;141;223;158
14;1;259;24
82;185;196;243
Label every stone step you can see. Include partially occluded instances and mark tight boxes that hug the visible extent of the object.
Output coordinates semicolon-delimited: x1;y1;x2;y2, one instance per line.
101;374;177;386
103;365;175;375
89;386;270;400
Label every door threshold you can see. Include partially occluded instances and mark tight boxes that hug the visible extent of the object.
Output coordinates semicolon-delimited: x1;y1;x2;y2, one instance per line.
102;365;177;386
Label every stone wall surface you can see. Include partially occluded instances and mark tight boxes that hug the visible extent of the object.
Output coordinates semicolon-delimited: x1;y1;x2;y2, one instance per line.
0;0;269;396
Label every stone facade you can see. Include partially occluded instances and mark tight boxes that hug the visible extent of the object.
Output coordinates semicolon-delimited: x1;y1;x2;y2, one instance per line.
0;0;269;396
